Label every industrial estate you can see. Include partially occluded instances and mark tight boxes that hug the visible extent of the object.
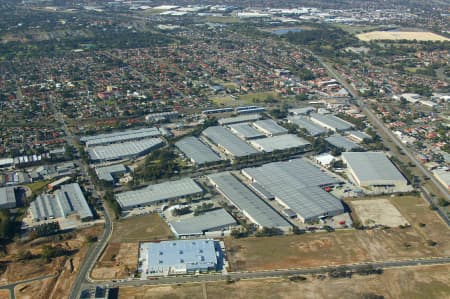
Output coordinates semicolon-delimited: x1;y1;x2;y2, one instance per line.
0;0;449;298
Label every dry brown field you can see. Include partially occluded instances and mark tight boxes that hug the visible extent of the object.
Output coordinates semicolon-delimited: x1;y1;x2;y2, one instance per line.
356;31;449;41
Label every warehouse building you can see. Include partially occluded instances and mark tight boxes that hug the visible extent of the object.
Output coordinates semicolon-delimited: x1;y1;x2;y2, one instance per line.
242;159;344;223
310;113;354;132
88;138;164;162
217;114;261;126
287;116;327;136
202;126;259;158
347;130;371;143
342;152;408;189
250;134;311;153
30;183;93;222
169;209;237;238
228;123;265;140
175;137;222;165
253;119;288;136
288;107;316;115
325;135;362;152
95;164;127;183
115;178;203;210
208;172;291;230
139;239;221;277
81;127;165;148
0;187;17;209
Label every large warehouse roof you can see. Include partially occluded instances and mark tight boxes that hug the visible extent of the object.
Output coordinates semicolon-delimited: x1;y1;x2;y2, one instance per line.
243;159;344;222
228;123;265;140
88;138;164;161
81;127;163;147
288;116;327;136
169;209;236;237
0;187;16;209
218;114;261;125
310;113;354;132
342;152;408;187
95;164;127;182
325;135;362;151
30;183;93;222
141;239;218;276
208;172;290;229
175;137;222;165
116;178;203;209
253;119;288;136
250;134;311;152
202;126;258;157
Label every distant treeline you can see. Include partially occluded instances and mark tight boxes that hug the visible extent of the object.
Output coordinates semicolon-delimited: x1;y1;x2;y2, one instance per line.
0;29;180;60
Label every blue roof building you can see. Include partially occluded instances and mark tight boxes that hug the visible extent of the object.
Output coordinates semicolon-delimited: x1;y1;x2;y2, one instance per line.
139;239;221;277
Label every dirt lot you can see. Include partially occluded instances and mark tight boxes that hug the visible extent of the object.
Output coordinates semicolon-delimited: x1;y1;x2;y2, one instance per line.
118;264;450;299
356;31;449;41
0;225;101;286
93;213;173;279
14;276;56;299
226;196;449;272
111;213;173;243
92;243;138;279
119;284;203;299
351;198;409;227
0;289;10;299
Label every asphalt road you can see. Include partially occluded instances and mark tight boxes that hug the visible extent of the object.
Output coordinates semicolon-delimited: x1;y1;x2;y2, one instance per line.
48;95;115;299
0;275;55;299
82;256;450;290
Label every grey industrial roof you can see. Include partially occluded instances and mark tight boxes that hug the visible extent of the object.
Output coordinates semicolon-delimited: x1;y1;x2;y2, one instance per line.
325;135;362;151
115;178;203;209
88;138;164;161
228;123;265;140
253;119;288;135
243;159;344;222
81;127;162;147
208;172;290;229
250;134;311;152
175;137;222;165
310;113;354;131
0;187;16;208
30;183;93;221
288;116;327;136
342;152;407;184
218;114;261;125
95;164;127;182
169;209;236;236
202;126;258;157
143;239;218;275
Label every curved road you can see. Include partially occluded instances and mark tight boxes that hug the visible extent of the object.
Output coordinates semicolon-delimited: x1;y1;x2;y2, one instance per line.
0;274;55;299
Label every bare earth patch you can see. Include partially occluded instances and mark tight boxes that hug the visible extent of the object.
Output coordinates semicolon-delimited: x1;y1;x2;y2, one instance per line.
226;195;450;272
356;31;449;41
92;243;139;279
118;264;450;299
351;198;409;227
